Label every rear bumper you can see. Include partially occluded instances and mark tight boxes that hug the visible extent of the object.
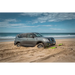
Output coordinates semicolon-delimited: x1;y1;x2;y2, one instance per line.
44;41;56;47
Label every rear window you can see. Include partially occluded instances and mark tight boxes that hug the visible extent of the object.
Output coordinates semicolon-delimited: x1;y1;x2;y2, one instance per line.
27;34;33;38
18;35;22;38
17;34;27;38
22;34;27;38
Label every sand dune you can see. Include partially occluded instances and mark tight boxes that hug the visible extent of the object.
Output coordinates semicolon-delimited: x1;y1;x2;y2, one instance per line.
0;38;75;62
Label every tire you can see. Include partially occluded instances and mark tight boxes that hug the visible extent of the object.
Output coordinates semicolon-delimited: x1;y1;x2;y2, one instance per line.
52;44;55;46
17;43;21;47
37;43;44;48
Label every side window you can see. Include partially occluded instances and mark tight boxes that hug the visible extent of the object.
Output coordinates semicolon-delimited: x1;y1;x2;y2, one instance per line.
18;34;27;38
26;34;29;38
33;34;36;37
27;34;33;38
18;35;22;38
22;34;27;38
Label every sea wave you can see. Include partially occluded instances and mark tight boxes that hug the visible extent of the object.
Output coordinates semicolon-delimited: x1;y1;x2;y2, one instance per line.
0;36;15;39
0;35;75;39
43;35;75;37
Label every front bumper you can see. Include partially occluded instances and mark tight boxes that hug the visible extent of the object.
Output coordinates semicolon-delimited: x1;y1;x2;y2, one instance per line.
44;41;56;47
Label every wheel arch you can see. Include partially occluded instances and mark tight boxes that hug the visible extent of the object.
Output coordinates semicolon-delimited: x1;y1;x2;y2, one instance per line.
16;42;20;45
36;41;44;45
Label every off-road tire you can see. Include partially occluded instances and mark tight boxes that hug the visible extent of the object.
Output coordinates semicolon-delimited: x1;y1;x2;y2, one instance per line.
37;43;44;48
17;43;21;47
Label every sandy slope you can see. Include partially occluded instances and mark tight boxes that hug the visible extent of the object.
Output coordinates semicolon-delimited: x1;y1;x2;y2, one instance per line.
0;38;75;62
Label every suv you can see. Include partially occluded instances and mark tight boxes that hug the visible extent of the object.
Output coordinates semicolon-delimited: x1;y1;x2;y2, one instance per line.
14;33;56;48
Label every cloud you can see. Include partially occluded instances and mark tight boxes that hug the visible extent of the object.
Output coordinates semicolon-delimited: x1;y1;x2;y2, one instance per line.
41;25;52;26
23;26;37;27
50;28;65;30
0;19;24;27
5;19;17;22
22;25;52;28
36;9;75;22
21;9;75;24
20;9;43;16
0;19;52;28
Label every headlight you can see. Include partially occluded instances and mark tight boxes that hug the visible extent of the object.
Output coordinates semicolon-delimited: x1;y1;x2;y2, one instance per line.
43;39;49;42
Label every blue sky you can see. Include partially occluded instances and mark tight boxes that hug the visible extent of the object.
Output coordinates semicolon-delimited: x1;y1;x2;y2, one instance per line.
0;13;75;33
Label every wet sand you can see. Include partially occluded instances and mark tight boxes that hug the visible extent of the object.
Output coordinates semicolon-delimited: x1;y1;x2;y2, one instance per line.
0;38;75;62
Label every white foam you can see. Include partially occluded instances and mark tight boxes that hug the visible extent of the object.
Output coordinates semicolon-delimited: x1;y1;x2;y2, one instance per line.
0;36;15;39
0;35;75;39
43;35;75;37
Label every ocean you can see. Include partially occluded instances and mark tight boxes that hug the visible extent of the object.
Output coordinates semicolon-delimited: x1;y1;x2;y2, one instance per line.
0;33;75;42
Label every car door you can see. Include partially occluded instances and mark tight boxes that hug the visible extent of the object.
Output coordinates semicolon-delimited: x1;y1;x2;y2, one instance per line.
26;33;36;46
19;34;28;46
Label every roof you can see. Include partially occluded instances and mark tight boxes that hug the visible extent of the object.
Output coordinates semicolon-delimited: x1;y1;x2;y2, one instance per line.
17;32;39;36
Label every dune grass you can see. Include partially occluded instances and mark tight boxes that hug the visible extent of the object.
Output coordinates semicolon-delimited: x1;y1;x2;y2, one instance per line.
48;43;63;49
58;43;63;46
48;47;57;49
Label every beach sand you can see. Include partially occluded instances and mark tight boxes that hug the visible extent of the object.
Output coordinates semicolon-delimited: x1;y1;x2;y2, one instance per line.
0;38;75;62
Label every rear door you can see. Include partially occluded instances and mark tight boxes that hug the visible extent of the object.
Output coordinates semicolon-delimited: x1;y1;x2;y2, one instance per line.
19;34;28;46
26;33;36;46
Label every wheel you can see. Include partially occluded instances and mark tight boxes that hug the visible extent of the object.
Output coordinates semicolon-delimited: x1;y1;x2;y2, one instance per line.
37;43;44;48
52;44;55;46
17;43;21;47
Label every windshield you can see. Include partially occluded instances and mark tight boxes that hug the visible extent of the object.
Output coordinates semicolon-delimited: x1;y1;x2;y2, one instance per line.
34;33;43;37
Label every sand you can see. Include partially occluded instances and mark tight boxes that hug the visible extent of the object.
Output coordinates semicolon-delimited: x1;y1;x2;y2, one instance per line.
0;38;75;62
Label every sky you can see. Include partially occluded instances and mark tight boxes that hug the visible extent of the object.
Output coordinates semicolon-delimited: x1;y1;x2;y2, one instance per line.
0;13;75;33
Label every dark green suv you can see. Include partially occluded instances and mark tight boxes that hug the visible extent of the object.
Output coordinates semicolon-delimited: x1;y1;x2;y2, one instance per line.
14;33;56;48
